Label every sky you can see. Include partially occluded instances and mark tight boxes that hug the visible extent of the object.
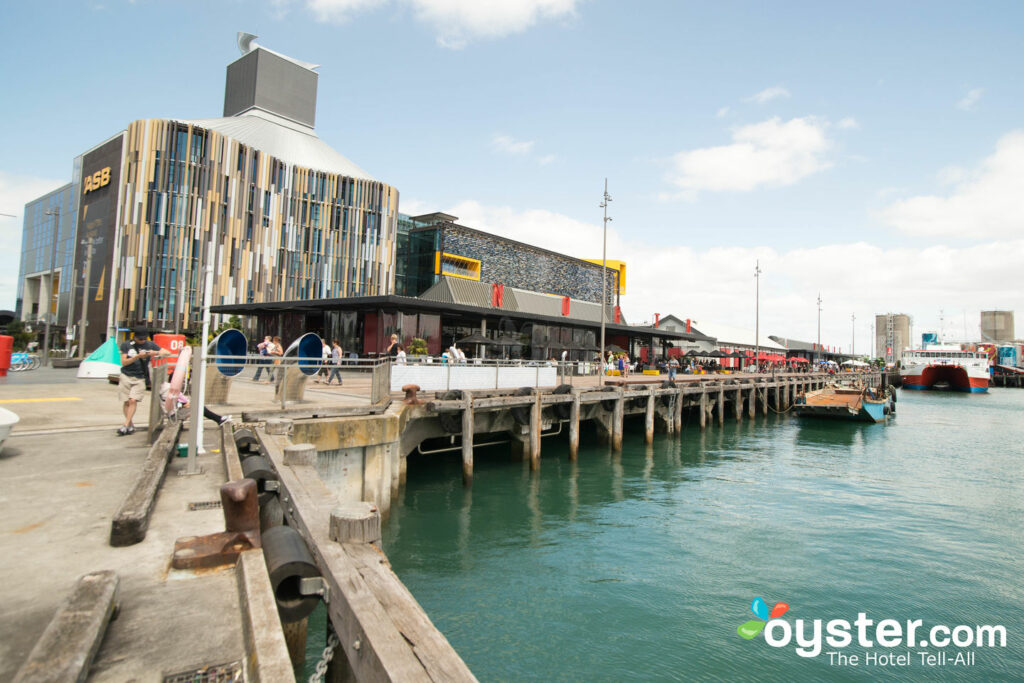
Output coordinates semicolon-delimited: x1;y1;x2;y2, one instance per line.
1;0;1021;352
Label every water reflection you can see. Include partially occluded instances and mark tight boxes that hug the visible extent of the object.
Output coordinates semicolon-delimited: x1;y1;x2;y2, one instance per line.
384;391;1024;681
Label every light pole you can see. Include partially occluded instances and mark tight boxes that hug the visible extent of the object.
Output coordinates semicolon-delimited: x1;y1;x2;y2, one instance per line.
851;313;856;356
43;206;61;366
598;179;612;386
816;293;822;360
754;260;762;371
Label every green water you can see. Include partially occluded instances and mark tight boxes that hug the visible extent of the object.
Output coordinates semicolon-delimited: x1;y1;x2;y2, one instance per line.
374;388;1024;681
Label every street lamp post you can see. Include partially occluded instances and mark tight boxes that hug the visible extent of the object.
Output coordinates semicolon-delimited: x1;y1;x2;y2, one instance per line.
598;179;612;386
816;293;822;360
754;260;762;371
851;313;856;356
43;206;61;366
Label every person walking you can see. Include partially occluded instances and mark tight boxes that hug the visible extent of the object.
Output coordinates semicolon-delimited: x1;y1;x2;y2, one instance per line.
267;336;283;382
253;336;272;381
386;333;400;358
117;328;170;436
668;356;679;381
326;339;344;385
317;338;331;383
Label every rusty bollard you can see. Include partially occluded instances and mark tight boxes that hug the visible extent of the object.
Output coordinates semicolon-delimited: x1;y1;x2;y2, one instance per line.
172;479;261;570
402;384;422;405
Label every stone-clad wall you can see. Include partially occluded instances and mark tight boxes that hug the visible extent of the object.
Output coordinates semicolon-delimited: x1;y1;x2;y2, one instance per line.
439;225;615;304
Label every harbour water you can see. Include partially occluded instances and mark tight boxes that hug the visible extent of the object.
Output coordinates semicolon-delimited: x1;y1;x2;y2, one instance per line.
380;388;1024;681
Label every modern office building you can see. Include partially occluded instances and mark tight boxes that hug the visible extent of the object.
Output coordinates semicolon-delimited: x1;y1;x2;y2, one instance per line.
16;184;77;337
981;310;1014;343
875;313;912;363
18;35;399;351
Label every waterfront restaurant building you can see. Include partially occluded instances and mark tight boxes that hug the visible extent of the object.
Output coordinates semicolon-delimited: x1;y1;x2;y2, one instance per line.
212;275;711;361
17;38;399;351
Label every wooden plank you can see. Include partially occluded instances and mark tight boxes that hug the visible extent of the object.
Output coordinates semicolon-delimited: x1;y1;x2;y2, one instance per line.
260;432;471;682
242;404;388;422
222;422;245;482
345;543;477;683
13;571;119;683
109;422;183;547
235;550;296;683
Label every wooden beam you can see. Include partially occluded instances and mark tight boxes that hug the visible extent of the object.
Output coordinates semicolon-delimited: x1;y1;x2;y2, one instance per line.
13;571;119;683
260;432;477;682
109;422;183;547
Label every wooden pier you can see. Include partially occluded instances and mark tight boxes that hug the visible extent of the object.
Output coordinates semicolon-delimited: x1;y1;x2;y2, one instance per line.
3;368;886;681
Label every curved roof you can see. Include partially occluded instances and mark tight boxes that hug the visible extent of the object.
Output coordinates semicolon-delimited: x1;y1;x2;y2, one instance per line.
178;109;376;181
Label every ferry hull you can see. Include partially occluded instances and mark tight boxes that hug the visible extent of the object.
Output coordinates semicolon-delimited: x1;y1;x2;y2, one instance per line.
901;365;988;393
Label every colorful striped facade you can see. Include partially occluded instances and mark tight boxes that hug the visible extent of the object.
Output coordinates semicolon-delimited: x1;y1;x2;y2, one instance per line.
112;118;399;333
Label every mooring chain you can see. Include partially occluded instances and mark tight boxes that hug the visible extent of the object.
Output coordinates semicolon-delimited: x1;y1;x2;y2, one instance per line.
309;626;340;683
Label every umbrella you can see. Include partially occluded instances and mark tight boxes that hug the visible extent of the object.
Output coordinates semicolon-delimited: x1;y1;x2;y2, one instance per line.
730;351;747;358
605;344;626;353
457;332;492;345
685;350;700;357
495;334;521;346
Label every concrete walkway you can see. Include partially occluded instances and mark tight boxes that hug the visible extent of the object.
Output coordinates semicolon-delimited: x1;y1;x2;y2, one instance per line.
0;370;254;681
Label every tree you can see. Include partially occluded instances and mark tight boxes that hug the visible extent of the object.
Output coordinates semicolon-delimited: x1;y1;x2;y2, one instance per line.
4;320;35;351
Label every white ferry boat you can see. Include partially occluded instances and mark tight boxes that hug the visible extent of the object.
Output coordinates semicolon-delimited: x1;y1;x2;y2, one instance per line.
901;345;989;393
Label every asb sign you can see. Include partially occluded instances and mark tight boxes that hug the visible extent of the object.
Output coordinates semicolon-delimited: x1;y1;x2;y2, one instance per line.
83;167;111;194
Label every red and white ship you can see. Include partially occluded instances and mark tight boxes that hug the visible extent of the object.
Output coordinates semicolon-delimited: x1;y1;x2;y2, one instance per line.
901;345;989;393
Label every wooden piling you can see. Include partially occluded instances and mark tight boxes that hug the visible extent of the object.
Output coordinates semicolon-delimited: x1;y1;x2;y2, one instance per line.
716;387;724;427
699;390;707;430
748;388;756;419
283;618;308;679
612;389;624;451
735;388;742;422
568;390;580;461
461;393;473;486
644;389;655;444
673;389;683;433
529;391;542;469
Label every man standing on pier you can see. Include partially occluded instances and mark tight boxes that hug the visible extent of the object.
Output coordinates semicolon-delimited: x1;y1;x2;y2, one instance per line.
117;328;170;436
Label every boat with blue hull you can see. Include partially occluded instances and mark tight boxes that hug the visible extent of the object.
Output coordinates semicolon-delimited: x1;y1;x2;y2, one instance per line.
794;385;895;423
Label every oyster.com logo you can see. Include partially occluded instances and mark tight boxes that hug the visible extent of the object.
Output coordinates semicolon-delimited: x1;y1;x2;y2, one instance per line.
737;596;789;640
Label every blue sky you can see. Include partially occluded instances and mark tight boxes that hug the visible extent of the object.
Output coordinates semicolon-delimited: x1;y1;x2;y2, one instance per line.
1;0;1021;350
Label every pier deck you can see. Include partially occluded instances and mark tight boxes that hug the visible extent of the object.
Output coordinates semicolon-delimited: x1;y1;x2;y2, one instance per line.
0;365;886;681
0;416;251;681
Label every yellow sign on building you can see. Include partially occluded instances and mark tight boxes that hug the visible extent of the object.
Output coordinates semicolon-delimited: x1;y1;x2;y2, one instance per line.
583;258;627;295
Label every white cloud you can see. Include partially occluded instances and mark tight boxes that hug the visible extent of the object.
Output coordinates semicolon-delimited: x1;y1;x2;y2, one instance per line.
715;106;730;118
665;116;832;196
538;154;556;166
878;130;1024;239
491;134;535;156
0;171;68;310
744;86;790;104
433;199;1023;351
837;117;859;130
956;87;983;111
304;0;581;47
306;0;385;23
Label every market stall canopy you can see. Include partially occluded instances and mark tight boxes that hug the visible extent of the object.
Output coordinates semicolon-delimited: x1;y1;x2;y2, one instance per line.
604;344;627;354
